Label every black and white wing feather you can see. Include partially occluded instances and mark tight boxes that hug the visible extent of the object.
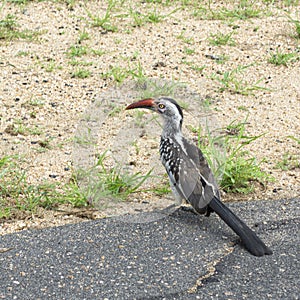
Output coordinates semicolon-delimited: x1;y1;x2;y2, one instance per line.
160;136;219;214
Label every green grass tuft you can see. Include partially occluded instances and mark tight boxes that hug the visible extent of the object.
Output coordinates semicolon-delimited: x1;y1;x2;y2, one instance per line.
0;156;88;220
198;119;273;194
76;151;153;202
268;50;299;66
210;64;269;95
101;62;145;83
71;68;91;78
66;45;88;58
84;1;118;32
275;152;300;171
0;14;41;41
209;31;236;46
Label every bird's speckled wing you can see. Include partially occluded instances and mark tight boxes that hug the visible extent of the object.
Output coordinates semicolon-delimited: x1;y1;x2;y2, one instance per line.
181;138;220;211
160;136;220;213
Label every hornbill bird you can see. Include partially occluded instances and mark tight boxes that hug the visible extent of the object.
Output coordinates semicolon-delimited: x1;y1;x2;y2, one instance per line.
126;96;272;257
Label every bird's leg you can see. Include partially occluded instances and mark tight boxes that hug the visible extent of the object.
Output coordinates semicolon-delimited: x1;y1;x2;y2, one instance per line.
158;203;178;215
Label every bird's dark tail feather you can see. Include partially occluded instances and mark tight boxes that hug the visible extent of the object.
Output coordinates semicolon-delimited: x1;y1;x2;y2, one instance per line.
209;197;272;257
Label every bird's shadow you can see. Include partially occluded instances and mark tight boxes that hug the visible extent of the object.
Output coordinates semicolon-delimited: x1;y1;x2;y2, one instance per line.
168;206;239;245
115;204;239;246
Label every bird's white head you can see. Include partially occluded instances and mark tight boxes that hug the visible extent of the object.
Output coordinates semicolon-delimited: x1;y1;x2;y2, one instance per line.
126;97;183;136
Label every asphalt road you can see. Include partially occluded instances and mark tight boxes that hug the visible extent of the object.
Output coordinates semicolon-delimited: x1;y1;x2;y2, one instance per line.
0;198;299;300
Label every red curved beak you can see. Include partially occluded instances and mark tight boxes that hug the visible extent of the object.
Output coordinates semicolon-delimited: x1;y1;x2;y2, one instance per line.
125;98;155;110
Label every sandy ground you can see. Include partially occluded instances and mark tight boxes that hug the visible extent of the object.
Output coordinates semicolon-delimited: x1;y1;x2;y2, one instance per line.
0;0;299;235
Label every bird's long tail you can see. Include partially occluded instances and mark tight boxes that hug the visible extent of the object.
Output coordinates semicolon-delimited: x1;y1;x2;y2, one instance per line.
209;197;272;256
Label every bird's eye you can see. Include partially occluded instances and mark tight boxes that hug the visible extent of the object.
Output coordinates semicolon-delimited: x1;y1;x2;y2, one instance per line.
158;104;165;109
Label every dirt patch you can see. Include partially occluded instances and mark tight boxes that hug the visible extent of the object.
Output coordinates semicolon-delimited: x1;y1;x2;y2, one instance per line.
0;1;299;235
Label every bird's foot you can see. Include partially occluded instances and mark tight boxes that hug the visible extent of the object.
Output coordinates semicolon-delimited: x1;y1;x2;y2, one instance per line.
180;205;198;215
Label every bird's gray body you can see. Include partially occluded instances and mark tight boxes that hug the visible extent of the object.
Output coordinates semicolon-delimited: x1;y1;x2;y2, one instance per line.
160;135;220;214
157;97;220;213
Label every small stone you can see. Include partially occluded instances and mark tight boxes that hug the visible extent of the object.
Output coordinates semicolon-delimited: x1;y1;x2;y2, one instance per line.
49;174;58;179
